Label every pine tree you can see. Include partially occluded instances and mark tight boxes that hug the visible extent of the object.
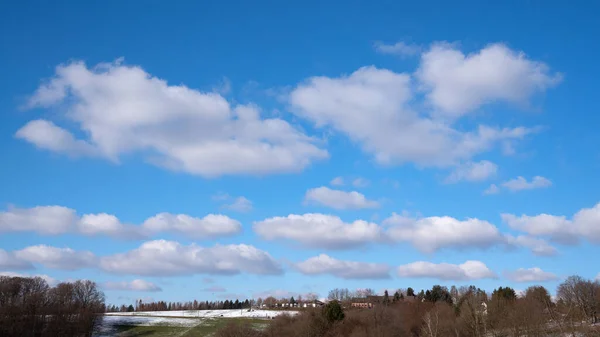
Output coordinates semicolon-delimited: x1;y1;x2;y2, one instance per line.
393;291;401;302
383;290;390;305
407;287;415;297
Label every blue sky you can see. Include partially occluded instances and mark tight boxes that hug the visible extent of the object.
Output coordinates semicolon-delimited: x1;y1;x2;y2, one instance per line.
1;0;599;306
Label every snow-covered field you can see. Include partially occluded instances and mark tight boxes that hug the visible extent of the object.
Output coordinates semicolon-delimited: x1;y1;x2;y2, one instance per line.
101;315;200;327
105;308;299;319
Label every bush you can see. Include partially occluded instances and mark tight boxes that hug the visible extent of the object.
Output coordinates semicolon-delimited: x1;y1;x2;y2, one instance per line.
323;300;345;323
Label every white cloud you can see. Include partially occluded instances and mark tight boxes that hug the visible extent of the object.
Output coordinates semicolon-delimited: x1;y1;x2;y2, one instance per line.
79;213;143;239
352;178;370;188
502;176;552;191
296;254;390;279
19;60;327;177
14;245;96;270
104;279;162;292
397;261;497;280
100;240;282;276
0;272;58;286
384;213;504;253
0;205;78;235
445;160;497;183
504;267;558;282
0;205;241;240
253;213;381;249
501;202;600;244
289;65;537;167
0;249;34;270
596;273;600;281
374;41;421;57
304;186;379;210
416;42;561;117
505;235;557;256
223;197;253;213
141;213;242;239
483;184;500;195
330;177;345;186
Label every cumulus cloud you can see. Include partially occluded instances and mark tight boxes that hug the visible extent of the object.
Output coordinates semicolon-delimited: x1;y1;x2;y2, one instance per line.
374;41;421;57
505;235;557;256
14;245;96;270
0;205;78;235
445;160;497;183
330;177;344;186
141;213;242;239
296;254;390;279
416;42;562;117
504;267;558;282
0;249;34;270
100;240;282;276
253;213;382;249
103;279;162;292
0;272;58;286
384;213;505;253
397;261;497;280
501;202;600;244
19;60;327;177
289;65;538;167
502;176;552;191
304;187;379;210
0;205;241;239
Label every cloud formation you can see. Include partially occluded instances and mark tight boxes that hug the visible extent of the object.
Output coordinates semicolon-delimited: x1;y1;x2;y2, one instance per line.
103;279;163;292
295;254;390;279
14;245;96;270
304;187;379;210
416;42;562;117
0;249;34;270
253;213;381;249
290;63;538;167
18;60;327;177
397;261;497;280
445;160;498;183
502;202;600;244
384;213;505;253
100;240;283;276
504;267;558;282
502;176;552;191
0;205;242;239
374;41;421;57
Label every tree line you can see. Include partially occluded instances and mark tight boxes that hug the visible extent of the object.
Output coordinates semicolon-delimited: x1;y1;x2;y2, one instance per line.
106;298;253;312
216;274;600;337
0;276;105;337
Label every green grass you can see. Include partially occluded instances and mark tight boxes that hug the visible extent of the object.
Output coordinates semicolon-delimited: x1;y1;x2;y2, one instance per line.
182;317;270;336
112;324;188;336
107;317;270;337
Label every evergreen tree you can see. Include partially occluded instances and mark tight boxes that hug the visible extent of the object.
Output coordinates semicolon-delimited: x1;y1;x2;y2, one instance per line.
383;290;390;305
290;296;296;305
323;300;345;322
393;291;401;302
127;304;134;312
407;287;415;297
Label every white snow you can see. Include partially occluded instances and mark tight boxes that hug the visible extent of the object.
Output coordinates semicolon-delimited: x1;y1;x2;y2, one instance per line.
101;315;200;327
104;309;299;319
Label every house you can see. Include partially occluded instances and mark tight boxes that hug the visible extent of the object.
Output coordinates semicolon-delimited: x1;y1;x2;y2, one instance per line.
301;300;325;308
